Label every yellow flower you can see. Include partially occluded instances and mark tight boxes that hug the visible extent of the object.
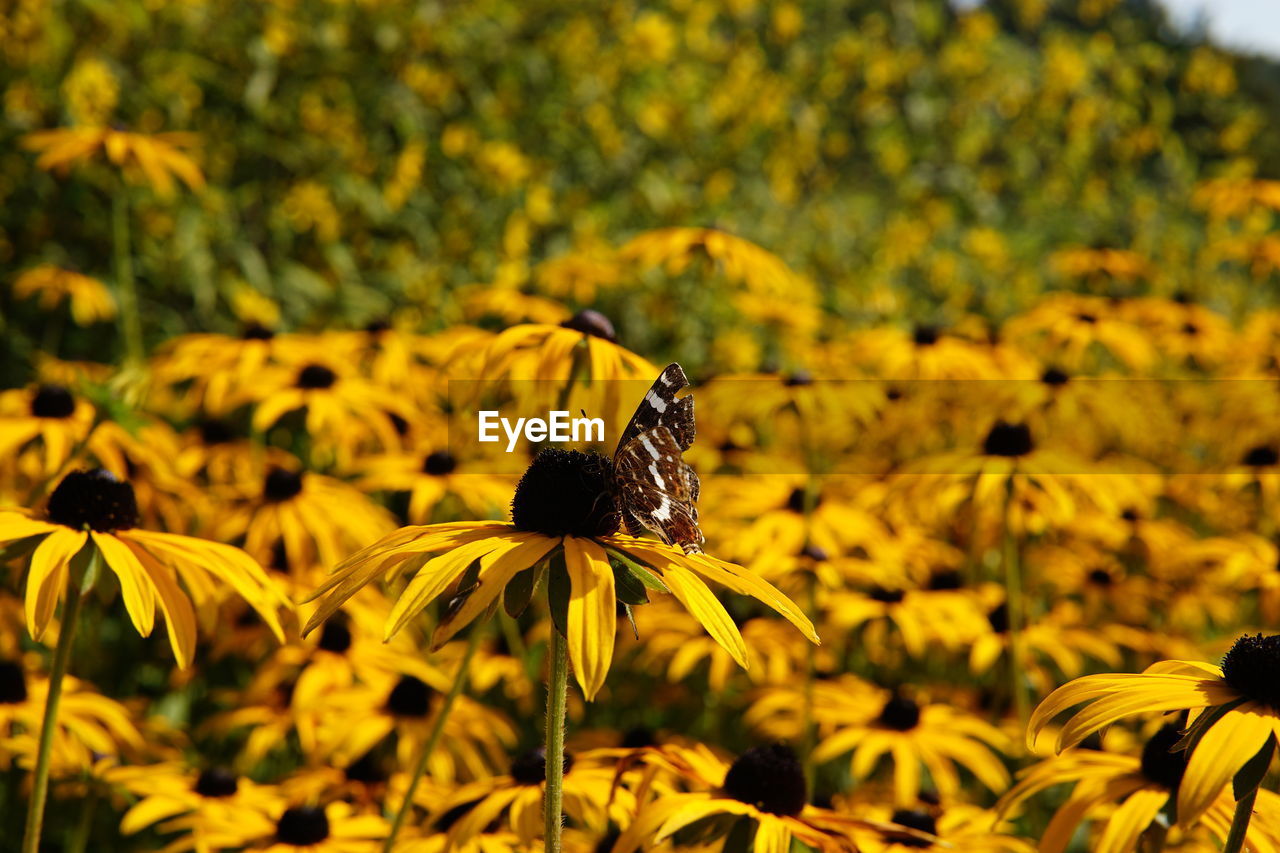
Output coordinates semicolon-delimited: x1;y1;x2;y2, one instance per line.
305;449;817;701
12;266;116;325
22;127;205;196
0;661;144;773
1029;634;1280;824
1000;723;1280;853
0;469;288;667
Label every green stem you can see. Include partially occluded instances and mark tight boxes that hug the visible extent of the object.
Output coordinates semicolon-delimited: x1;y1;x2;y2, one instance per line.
1222;787;1258;853
383;625;483;853
1002;479;1029;728
112;191;143;365
543;627;569;853
66;781;98;853
22;549;92;853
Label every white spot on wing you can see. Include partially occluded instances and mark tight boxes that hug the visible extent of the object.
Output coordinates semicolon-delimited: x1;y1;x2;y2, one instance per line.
644;390;667;413
651;496;672;521
647;462;666;490
640;435;660;459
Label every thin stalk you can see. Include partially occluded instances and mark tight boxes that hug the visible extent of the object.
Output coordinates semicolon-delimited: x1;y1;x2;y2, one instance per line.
112;192;143;365
22;548;93;853
383;625;484;853
1002;479;1030;728
66;782;98;853
1222;787;1258;853
543;627;569;853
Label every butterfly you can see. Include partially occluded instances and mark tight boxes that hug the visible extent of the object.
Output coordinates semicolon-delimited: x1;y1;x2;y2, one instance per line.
610;363;704;554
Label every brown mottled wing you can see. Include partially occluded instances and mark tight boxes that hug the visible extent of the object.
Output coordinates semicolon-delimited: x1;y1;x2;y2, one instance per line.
615;363;695;454
613;426;705;554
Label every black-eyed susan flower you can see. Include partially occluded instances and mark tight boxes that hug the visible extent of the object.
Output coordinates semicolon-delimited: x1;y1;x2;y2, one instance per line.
11;266;116;326
305;448;818;701
357;449;513;524
613;742;857;853
1;468;288;666
107;762;284;849
210;465;396;576
435;747;631;846
0;660;144;772
999;723;1280;853
1029;634;1280;830
0;384;97;476
23;126;205;196
185;798;387;852
809;687;1010;806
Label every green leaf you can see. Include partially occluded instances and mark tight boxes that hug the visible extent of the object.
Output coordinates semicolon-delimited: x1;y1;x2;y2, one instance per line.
0;534;46;564
611;560;649;606
504;566;538;618
607;548;669;593
1233;735;1276;800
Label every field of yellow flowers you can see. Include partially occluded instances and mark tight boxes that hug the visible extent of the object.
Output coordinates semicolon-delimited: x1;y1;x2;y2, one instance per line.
5;0;1280;851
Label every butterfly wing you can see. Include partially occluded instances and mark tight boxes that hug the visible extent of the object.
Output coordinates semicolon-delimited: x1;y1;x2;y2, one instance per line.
615;363;695;454
613;426;705;554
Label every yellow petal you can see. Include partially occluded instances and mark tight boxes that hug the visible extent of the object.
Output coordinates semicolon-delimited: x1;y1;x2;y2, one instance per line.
0;512;58;543
661;565;747;668
1095;788;1169;853
25;529;85;640
1178;705;1276;824
92;532;156;636
123;538;198;669
563;537;615;701
688;552;820;644
430;535;559;649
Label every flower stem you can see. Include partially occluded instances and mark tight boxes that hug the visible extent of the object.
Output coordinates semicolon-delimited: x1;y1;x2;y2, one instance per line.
383;625;483;853
1002;480;1029;728
544;626;569;853
112;191;143;365
22;547;93;853
1222;787;1258;853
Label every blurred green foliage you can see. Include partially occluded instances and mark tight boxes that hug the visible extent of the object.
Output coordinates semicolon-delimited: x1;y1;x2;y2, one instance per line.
2;0;1279;369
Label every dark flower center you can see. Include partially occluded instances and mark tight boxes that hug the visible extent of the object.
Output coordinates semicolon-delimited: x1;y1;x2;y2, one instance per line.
296;364;337;390
194;767;239;798
1076;312;1098;324
317;617;353;654
912;325;939;346
620;727;657;748
241;323;275;340
264;468;304;502
47;469;139;532
877;694;921;731
559;309;617;342
889;810;937;847
722;743;806;817
987;603;1009;634
982;421;1034;457
927;570;963;590
868;586;905;604
510;747;574;785
1121;508;1140;522
1182;322;1200;336
198;419;235;445
422;451;458;476
345;751;390;784
783;371;813;387
1139;724;1188;791
511;449;619;538
1087;568;1114;587
0;662;28;704
31;384;75;418
386;675;434;717
1221;634;1280;709
365;319;391;335
786;487;820;513
276;806;330;845
1040;367;1070;386
1243;445;1279;468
